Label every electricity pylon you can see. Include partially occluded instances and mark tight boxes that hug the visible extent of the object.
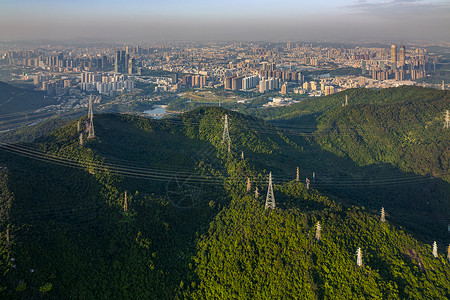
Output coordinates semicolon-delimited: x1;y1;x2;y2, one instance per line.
315;221;321;241
88;95;95;139
296;167;299;182
222;114;231;153
265;172;275;210
77;120;81;132
124;191;128;212
380;207;386;223
306;178;310;190
432;241;438;258
356;248;363;267
79;133;83;147
447;244;450;262
345;95;348;106
246;178;251;192
255;187;259;198
444;110;449;129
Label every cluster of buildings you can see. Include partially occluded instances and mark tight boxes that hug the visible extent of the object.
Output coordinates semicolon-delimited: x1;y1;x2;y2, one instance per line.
0;41;446;101
80;72;135;96
370;44;429;81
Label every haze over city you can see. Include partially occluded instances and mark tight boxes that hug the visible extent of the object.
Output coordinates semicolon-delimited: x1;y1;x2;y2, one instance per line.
1;0;449;42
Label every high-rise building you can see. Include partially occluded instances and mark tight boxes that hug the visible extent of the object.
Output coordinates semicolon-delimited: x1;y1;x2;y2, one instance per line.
114;51;121;73
391;44;397;69
224;77;233;90
231;76;243;91
399;45;405;68
281;84;287;95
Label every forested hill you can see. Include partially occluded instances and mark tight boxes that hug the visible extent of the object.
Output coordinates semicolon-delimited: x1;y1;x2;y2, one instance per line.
244;86;449;182
244;86;448;121
0;81;57;114
0;107;449;298
315;91;449;182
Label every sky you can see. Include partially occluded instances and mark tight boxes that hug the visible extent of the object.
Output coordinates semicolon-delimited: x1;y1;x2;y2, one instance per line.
0;0;449;42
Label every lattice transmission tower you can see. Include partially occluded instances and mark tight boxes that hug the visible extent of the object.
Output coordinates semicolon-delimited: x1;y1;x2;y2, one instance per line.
315;221;321;241
432;241;438;258
222;114;231;153
444;110;449;129
356;248;363;267
88;95;95;139
265;172;275;210
380;207;386;223
124;191;128;212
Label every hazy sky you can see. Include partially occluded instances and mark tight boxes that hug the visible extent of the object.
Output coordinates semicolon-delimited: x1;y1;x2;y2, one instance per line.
1;0;449;42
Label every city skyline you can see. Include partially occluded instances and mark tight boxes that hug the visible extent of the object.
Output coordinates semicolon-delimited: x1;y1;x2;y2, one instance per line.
1;0;449;42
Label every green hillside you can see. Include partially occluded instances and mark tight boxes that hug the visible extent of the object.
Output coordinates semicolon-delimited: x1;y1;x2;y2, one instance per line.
242;87;449;182
0;106;448;298
0;81;57;114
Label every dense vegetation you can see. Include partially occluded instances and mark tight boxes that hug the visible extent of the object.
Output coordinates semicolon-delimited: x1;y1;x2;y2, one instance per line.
189;190;450;299
0;81;57;114
0;102;448;298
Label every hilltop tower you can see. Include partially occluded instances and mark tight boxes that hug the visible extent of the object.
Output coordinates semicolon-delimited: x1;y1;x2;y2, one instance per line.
124;191;128;212
222;114;231;153
444;110;449;129
432;241;438;258
356;248;363;267
88;95;95;139
380;207;386;223
265;172;275;210
315;221;321;241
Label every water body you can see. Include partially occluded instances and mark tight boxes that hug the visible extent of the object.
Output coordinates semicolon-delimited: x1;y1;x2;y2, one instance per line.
143;107;167;119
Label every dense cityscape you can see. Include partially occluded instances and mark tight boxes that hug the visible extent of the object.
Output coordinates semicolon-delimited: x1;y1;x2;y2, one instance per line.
0;41;447;116
0;0;449;298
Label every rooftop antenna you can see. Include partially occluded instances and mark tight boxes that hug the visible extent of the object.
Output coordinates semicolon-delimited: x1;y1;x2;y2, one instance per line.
87;95;95;138
265;172;275;209
222;114;231;153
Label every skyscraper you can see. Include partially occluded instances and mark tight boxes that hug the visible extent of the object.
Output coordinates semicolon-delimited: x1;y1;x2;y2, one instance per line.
391;44;397;69
115;51;121;73
399;45;405;68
